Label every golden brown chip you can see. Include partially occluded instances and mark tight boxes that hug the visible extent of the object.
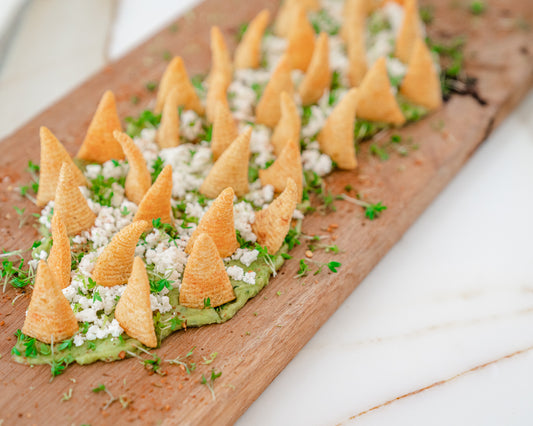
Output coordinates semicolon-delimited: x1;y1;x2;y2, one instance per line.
114;257;157;348
211;101;239;161
179;233;235;309
206;72;229;124
185;187;239;257
259;138;303;200
154;56;204;115
286;5;315;71
255;56;294;128
341;0;368;41
299;32;331;105
91;220;150;287
317;88;359;170
48;212;71;289
400;38;442;110
76;90;125;163
54;162;96;236
356;57;406;125
156;87;181;149
234;9;271;69
200;128;251;198
394;0;421;63
347;25;368;87
274;0;320;37
133;165;174;224
252;178;298;255
114;130;152;205
22;260;78;344
36;126;88;206
207;26;232;86
271;92;301;156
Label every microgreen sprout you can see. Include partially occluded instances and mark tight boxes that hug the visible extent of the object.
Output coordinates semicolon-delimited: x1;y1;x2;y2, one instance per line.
340;194;387;220
200;368;222;401
167;346;197;374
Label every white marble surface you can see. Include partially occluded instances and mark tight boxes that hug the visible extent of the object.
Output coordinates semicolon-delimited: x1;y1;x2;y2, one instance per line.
1;2;532;425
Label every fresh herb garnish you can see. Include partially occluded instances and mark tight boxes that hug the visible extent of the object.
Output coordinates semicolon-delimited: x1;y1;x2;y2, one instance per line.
125;110;162;138
200;368;222;401
167;346;197;374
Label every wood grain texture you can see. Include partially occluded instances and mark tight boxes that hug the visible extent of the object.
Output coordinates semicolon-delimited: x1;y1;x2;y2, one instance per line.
0;0;532;425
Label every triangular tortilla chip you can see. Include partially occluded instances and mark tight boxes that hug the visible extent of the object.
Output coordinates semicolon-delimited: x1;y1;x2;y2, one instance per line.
317;88;358;170
234;9;270;69
211;101;239;161
36;126;88;206
394;0;421;63
22;260;78;344
48;212;71;289
252;178;298;255
274;0;320;37
207;26;232;86
114;257;157;348
271;92;301;156
347;25;368;87
286;5;315;71
156;87;181;149
185;187;239;257
341;0;368;41
76;91;125;163
400;38;442;110
200;128;251;198
299;32;331;105
180;233;235;309
255;56;294;128
356;57;406;125
259;138;303;199
91;220;150;287
133;165;174;224
206;72;229;124
154;56;204;115
54;162;96;236
114;131;152;205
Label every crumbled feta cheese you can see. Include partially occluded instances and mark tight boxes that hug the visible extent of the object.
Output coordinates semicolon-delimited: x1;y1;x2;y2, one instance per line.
180;110;203;141
231;248;259;267
234;201;257;243
243;271;256;285
249;125;274;168
226;265;244;281
301;149;333;176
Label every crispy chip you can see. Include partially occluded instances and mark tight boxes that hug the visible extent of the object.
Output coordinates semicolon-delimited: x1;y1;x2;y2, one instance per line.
22;260;78;344
299;32;331;105
54;163;96;236
234;9;270;69
206;72;229;123
114;131;152;205
92;220;150;287
317;88;359;170
394;0;421;63
211;101;239;160
207;26;232;86
252;178;298;254
200;128;251;198
154;56;204;115
156;87;181;149
286;5;315;71
259;138;303;200
185;187;239;257
48;212;71;289
133;165;174;224
180;233;235;309
271;92;301;156
255;56;294;128
347;25;368;87
114;257;157;348
356;57;406;125
36;126;88;206
76;91;124;163
341;0;368;41
400;38;442;110
274;0;320;37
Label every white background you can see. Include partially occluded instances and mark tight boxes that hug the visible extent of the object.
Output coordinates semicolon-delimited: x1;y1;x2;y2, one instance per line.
1;2;532;425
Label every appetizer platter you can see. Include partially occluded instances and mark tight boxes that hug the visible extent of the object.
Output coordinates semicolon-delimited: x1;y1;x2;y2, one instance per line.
0;0;531;424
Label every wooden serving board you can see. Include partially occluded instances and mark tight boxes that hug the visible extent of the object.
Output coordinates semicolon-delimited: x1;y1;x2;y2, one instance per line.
0;0;532;424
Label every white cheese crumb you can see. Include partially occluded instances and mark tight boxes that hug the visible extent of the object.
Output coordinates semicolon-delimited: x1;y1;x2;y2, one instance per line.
226;265;244;281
